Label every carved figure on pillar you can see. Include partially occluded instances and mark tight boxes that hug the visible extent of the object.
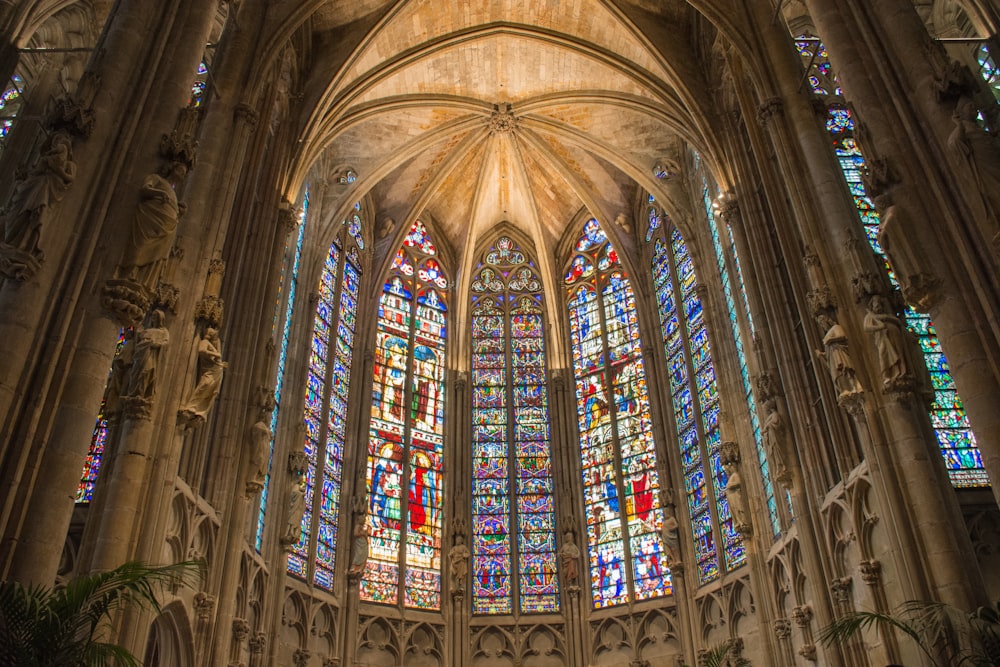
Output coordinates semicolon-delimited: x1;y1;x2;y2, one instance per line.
815;312;864;401
348;522;372;578
447;533;470;593
116;161;188;292
0;132;76;279
863;295;911;391
721;443;751;536
103;160;188;326
178;328;227;425
281;479;307;548
246;419;271;494
558;530;581;584
659;500;681;566
761;397;793;486
125;309;169;401
948;96;1000;250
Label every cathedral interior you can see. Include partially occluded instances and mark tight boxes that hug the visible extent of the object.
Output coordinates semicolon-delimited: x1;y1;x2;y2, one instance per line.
1;0;1000;665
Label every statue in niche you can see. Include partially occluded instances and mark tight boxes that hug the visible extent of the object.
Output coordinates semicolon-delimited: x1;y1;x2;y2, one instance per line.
815;312;863;399
948;97;1000;232
761;397;792;485
246;419;271;494
722;453;751;533
178;328;227;423
348;522;372;577
447;533;470;591
124;309;169;400
3;132;76;256
863;295;909;390
114;160;188;294
282;479;307;546
659;502;681;566
558;531;581;584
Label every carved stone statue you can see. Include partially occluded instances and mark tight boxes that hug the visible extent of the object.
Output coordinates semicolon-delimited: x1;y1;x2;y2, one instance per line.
815;313;863;399
558;531;581;583
246;419;271;494
948;97;1000;232
282;480;307;546
761;397;792;485
348;522;371;577
178;328;227;424
114;161;188;294
723;458;751;533
3;132;76;255
660;504;681;566
448;534;470;591
124;309;169;400
863;295;909;390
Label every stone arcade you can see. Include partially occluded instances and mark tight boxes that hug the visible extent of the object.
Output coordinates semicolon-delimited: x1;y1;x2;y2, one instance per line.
1;1;999;666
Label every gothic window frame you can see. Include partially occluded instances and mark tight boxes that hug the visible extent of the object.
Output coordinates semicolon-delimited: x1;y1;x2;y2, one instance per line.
360;218;449;611
285;203;366;591
469;232;560;616
563;216;673;610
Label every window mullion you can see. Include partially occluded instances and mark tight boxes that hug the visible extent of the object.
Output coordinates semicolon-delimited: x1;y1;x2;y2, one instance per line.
396;266;417;608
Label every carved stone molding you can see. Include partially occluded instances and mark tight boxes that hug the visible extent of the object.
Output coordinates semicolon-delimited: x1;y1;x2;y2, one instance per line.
806;286;836;318
757;97;784;126
0;243;42;281
798;643;818;662
193;591;216;623
152;282;180;314
720;441;741;467
160;107;200;170
859;559;882;585
232;618;250;642
233;103;259;126
248;632;266;654
489;102;517;134
288;449;309;477
792;605;814;627
47;73;99;139
830;576;852;604
101;279;152;328
194;295;224;329
900;272;943;313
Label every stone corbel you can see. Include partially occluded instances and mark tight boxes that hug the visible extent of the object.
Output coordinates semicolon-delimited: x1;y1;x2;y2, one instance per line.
193;591;216;625
859;558;882;586
231;617;250;643
829;576;853;605
160;107;200;170
292;648;311;667
773;618;791;640
248;633;266;656
756;97;784;127
47;70;100;139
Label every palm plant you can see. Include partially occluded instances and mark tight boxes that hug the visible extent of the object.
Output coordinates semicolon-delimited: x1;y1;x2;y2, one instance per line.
0;560;202;667
818;600;1000;666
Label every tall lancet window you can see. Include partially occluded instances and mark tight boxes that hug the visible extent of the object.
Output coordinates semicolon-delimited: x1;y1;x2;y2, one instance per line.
288;228;363;591
470;236;559;615
565;219;671;609
651;226;745;584
795;35;987;488
362;220;447;610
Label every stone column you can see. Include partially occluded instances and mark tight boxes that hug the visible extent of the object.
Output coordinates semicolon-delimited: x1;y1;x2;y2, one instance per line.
2;0;218;585
804;0;1000;504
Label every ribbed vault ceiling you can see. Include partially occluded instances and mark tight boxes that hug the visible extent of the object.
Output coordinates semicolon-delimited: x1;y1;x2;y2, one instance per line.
286;0;725;274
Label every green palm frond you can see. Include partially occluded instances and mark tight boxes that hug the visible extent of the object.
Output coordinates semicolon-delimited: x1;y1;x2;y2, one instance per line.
0;560;202;667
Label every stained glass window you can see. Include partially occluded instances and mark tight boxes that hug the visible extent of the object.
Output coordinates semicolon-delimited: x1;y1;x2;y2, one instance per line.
0;74;23;148
257;195;308;549
566;218;671;608
287;221;363;590
795;35;988;488
976;43;1000;102
651;227;745;583
471;236;559;615
702;185;780;537
76;328;129;504
362;220;447;609
189;61;208;107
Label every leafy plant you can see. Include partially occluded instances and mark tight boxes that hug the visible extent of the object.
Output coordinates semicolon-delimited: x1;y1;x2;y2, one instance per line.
0;560;202;667
818;600;1000;666
699;639;752;667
